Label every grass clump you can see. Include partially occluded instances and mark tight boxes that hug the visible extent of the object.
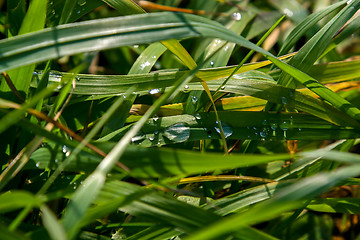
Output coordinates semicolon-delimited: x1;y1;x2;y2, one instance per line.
1;0;360;239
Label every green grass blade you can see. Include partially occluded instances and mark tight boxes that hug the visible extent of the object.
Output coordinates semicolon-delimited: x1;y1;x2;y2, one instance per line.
278;0;346;56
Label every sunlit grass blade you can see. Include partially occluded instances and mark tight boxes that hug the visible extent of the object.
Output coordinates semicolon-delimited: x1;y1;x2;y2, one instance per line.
278;0;346;56
278;0;360;88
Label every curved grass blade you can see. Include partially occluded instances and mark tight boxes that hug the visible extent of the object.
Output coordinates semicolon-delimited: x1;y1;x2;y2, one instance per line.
278;0;346;56
0;12;358;126
278;0;360;88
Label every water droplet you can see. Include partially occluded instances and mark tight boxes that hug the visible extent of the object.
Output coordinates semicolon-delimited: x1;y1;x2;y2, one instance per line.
133;45;139;48
140;61;151;70
62;145;71;157
75;75;80;81
210;60;214;67
153;115;159;123
163;123;190;143
262;119;268;125
270;123;277;130
347;0;353;4
36;162;40;168
214;122;233;138
260;128;268;138
191;96;198;104
152;55;157;59
154;130;159;135
131;132;145;143
195;113;201;120
220;85;225;90
231;12;242;21
283;8;293;17
149;136;155;141
281;96;288;105
55;159;59;163
280;121;289;131
49;71;62;82
77;0;86;6
184;85;189;90
149;88;160;95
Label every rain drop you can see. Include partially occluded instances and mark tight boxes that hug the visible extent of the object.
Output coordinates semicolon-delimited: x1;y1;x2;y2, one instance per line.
270;123;277;130
140;61;151;70
192;96;198;104
149;88;160;95
214;122;233;138
62;145;71;157
164;123;190;143
131;132;145;143
49;71;62;82
281;96;288;105
260;128;268;138
280;121;289;131
231;12;242;21
283;8;293;17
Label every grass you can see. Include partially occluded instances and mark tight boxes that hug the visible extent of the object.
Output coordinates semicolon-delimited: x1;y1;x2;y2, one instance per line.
1;0;360;239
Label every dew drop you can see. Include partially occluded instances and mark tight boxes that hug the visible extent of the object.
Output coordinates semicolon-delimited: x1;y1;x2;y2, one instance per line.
220;85;225;90
62;145;71;157
49;71;63;82
270;123;277;130
281;96;288;105
140;61;151;70
149;136;155;141
283;8;293;17
133;45;139;48
149;88;160;95
75;75;80;81
164;123;190;143
195;113;201;120
280;121;289;131
347;0;353;4
214;122;233;138
259;128;268;138
36;162;40;168
131;132;146;143
153;115;159;122
231;12;242;21
210;60;215;67
191;96;198;104
184;85;189;90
